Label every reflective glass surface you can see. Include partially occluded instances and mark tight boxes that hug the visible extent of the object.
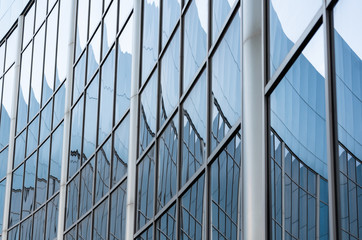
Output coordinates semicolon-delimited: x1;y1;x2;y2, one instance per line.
22;153;36;218
66;174;79;229
112;115;129;185
53;83;65;128
156;204;176;240
19;215;32;240
142;0;159;84
9;165;24;227
212;0;236;43
103;0;117;57
183;0;207;92
14;131;26;169
39;100;52;142
269;0;323;77
23;5;35;49
79;158;94;217
75;0;89;60
26;116;39;157
73;53;86;103
87;27;101;83
182;71;206;185
45;195;59;240
211;13;241;150
110;181;127;240
0;180;5;231
49;123;63;196
161;0;180;48
160;28;180;126
36;139;50;207
95;138;111;203
78;213;92;240
93;200;108;240
89;0;102;37
33;206;45;240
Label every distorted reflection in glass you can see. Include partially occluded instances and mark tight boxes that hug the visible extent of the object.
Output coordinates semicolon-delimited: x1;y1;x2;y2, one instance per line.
137;147;155;230
334;1;362;238
103;0;117;57
14;131;26;168
183;0;207;92
136;226;153;240
45;195;59;240
26;116;39;157
73;53;86;103
269;0;322;77
160;28;180;127
33;206;45;239
20;214;32;239
79;158;94;217
0;180;6;231
53;82;65;128
39;100;52;142
95;138;111;203
36;138;50;207
110;181;127;240
65;174;79;229
212;0;236;43
162;0;180;48
139;69;157;155
5;26;18;70
182;71;206;186
211;133;241;240
116;16;133;123
270;26;328;239
113;115;129;185
119;0;133;29
89;0;102;37
78;213;92;240
49;123;63;196
211;13;240;151
93;200;108;240
22;5;34;49
142;0;159;84
87;28;101;83
157;114;178;211
0;148;7;178
9;164;24;227
22;153;36;219
156;204;176;240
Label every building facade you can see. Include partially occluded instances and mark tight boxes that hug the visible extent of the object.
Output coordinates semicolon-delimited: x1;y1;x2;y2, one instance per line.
0;0;360;239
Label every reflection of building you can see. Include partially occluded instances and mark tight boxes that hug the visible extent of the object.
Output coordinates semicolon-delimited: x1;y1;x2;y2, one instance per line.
0;0;361;239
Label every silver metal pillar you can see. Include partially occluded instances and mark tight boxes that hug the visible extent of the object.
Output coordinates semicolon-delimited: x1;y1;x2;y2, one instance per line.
2;16;23;239
125;0;142;239
57;0;77;238
242;0;266;239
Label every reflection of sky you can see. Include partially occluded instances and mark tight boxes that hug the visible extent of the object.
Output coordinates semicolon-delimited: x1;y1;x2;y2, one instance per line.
195;0;207;33
119;17;133;54
142;71;157;132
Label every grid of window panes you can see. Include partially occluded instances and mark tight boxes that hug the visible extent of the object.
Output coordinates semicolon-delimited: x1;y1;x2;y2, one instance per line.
0;23;18;240
7;0;70;238
64;0;133;239
270;131;329;240
136;0;242;239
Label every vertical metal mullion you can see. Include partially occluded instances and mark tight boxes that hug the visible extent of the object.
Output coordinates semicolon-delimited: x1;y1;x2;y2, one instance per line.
316;174;320;238
281;142;285;240
323;2;341;240
52;1;60;95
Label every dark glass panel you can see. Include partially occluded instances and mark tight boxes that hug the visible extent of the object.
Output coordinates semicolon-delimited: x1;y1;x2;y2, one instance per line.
26;116;39;157
9;164;24;227
36;139;50;207
157;114;178;211
112;115;129;185
182;71;206;186
93;200;108;240
115;18;133;123
159;28;180;126
99;48;115;143
307;195;316;239
211;13;241;150
156;204;176;240
78;213;92;240
83;75;99;161
269;0;322;77
33;206;46;240
139;70;157;155
161;0;180;48
65;174;79;229
79;158;94;217
183;0;207;92
319;202;329;239
142;0;159;84
137;147;155;230
180;175;204;240
95;138;111;203
45;195;59;240
110;181;127;240
22;153;36;218
49;123;64;196
69;96;84;178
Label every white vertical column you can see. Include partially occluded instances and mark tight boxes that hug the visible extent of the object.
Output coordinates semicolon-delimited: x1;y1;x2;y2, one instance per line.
242;0;266;239
125;0;142;239
57;0;77;238
2;16;23;239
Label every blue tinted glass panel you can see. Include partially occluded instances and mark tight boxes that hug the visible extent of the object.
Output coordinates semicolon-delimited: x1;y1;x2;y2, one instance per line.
36;139;50;207
110;181;127;240
8;226;18;240
75;0;89;60
161;0;180;48
136;226;153;240
112;115;129;185
53;82;65;128
0;180;6;230
14;129;26;169
65;227;76;240
20;216;32;240
93;200;108;240
212;0;236;43
102;0;117;57
22;153;36;218
49;123;63;196
156;204;176;240
211;13;241;150
9;165;24;227
65;174;79;229
95;138;111;203
33;206;46;240
39;99;52;142
73;53;86;103
26;116;39;157
87;28;101;84
79;158;94;217
0;148;8;179
78;213;92;240
45;195;59;240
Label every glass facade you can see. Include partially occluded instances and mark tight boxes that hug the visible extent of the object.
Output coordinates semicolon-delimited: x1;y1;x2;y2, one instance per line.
0;0;360;239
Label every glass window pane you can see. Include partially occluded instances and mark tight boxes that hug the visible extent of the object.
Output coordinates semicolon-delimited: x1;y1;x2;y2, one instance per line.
20;215;32;240
136;226;153;240
161;0;180;48
79;158;94;217
0;180;6;230
115;17;133;123
157;114;178;211
29;26;45;120
33;206;46;240
0;148;8;179
110;181;127;240
39;99;53;142
69;96;84;178
53;82;65;128
119;0;133;30
180;174;204;240
8;226;19;240
87;27;101;84
73;53;86;103
103;0;117;57
5;28;18;70
14;131;26;168
49;123;63;196
93;200;108;240
139;69;157;155
142;0;159;84
22;153;36;218
0;44;4;73
156;204;176;240
23;6;35;49
182;71;206;185
78;213;92;240
65;227;77;240
35;0;47;30
112;115;129;185
75;0;89;60
95;138;111;203
211;13;241;150
89;0;102;37
212;0;236;43
17;44;32;134
159;27;180;127
99;48;115;144
183;0;207;92
65;174;79;229
83;75;99;161
36;139;50;207
10;165;24;227
42;4;59;103
269;0;322;77
45;195;59;240
26;116;39;157
137;147;155;230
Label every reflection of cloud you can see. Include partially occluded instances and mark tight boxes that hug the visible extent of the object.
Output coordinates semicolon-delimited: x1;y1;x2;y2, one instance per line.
334;0;362;60
195;0;208;33
3;66;14;116
147;0;159;7
119;17;133;54
302;27;325;77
